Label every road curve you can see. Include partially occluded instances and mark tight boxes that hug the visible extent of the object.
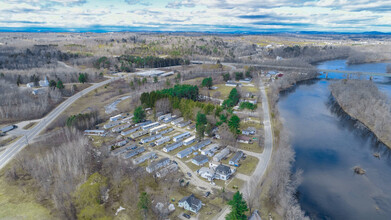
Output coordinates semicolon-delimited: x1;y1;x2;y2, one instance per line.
0;77;118;170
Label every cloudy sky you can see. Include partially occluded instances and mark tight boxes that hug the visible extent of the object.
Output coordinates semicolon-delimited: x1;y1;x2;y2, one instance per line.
0;0;391;32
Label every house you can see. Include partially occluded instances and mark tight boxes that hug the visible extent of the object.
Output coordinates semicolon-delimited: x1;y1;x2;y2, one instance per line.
155;136;170;146
142;122;160;131
197;167;215;181
191;139;211;151
173;132;191;142
146;157;170;173
140;134;162;144
183;135;196;146
239;77;252;83
213;148;230;162
103;121;121;129
122;146;145;159
237;135;252;144
214;164;235;180
121;126;141;136
229;151;243;166
242;127;256;136
192;155;209;166
162;141;183;152
39;77;49;87
176;147;193;159
130;130;149;139
178;194;202;213
84;130;106;136
156;163;178;178
132;152;156;165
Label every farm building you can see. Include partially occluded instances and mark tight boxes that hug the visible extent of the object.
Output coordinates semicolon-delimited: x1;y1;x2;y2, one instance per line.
142;122;160;131
173;132;191;142
103;121;121;129
84;130;106;136
146;157;170;173
177;120;191;128
213;148;230;162
229;151;243;166
155;136;170;146
130;130;149;139
176;147;193;159
162;141;183;153
112;123;131;133
111;144;138;156
191;139;212;151
122;147;145;159
141;134;162;144
171;117;184;125
149;124;167;135
156;163;178;178
132;152;156;165
192;155;209;166
183;136;196;146
121;126;141;136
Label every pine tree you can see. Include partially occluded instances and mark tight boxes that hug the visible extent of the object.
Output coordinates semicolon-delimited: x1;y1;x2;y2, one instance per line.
138;192;150;220
226;191;248;220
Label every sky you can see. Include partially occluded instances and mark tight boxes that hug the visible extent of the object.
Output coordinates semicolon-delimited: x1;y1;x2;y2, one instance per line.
0;0;391;33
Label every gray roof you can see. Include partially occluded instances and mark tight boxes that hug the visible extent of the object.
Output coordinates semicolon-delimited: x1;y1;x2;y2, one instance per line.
179;194;202;210
230;151;243;163
215;164;231;175
192;154;208;163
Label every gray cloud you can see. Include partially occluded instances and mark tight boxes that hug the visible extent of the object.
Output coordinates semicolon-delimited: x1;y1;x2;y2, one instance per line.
166;0;196;9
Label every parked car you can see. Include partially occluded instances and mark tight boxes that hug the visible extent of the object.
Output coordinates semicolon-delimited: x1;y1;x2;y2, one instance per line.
187;172;192;177
173;160;178;165
183;213;191;219
204;191;211;197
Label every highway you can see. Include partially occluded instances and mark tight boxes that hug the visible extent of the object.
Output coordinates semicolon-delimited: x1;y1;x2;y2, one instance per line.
0;77;119;170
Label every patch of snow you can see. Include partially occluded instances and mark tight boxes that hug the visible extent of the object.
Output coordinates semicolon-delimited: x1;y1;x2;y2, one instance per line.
115;206;125;216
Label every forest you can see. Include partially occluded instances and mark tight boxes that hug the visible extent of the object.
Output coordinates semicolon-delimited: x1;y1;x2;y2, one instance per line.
330;79;391;147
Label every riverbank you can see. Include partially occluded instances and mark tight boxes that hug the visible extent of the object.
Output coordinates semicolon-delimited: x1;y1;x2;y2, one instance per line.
330;90;391;149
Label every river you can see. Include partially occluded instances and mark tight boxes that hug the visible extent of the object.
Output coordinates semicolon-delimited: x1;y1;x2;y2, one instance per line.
277;60;391;220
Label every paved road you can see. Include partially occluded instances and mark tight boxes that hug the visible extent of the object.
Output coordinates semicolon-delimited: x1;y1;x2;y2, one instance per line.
0;77;119;170
214;78;274;220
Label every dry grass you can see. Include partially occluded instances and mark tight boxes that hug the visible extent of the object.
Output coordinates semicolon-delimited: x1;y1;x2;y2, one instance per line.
238;142;263;153
236;155;259;176
0;136;21;147
23;122;37;130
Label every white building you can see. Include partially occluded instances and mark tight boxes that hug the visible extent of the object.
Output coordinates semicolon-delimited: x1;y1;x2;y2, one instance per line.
146;158;170;173
183;135;196;146
200;144;219;156
132;152;156;165
173;132;191;142
155;136;170;146
142;122;160;131
163;142;183;153
39;77;49;87
176;147;193;159
140;134;162;144
213;148;230;162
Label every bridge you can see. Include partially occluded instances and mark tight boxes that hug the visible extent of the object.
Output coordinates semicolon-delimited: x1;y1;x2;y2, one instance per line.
191;60;391;78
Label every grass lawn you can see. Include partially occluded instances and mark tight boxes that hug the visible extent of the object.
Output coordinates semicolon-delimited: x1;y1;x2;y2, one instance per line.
23;122;37;130
238;142;263;153
242;84;259;94
0;177;52;219
226;178;245;191
236;155;259;176
204;84;233;100
185;161;205;172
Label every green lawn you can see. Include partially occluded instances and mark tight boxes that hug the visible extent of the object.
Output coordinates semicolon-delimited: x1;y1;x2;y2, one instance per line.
203;84;233;100
236;155;259;176
238;142;263;153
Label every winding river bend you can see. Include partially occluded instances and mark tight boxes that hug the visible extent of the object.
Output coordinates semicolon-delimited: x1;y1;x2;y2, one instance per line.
278;60;391;220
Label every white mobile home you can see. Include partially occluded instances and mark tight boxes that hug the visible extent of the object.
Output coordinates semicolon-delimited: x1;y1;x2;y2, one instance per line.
158;113;171;121
146;158;170;173
191;139;211;151
155;136;170;146
229;151;243;166
130;130;149;139
171;117;184;125
141;134;162;144
103;121;121;129
157;127;174;135
201;144;219;157
132;152;156;165
121;126;141;136
111;144;137;156
110;114;125;122
183;136;196;146
142;122;160;131
123;147;145;159
213;148;230;162
177;120;191;128
163;142;183;153
149;124;167;135
84;130;106;136
112;123;131;133
114;139;129;147
173;132;191;142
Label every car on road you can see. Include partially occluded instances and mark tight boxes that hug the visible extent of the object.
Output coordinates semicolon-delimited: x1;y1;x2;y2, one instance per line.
173;160;178;165
183;213;191;219
187;172;192;177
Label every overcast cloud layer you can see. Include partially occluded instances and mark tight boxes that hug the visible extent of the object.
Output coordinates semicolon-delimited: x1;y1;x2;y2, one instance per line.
0;0;390;32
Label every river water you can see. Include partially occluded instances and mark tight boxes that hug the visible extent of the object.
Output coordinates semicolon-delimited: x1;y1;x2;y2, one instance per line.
277;60;391;220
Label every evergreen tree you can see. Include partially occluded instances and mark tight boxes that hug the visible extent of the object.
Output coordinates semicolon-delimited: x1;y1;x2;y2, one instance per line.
78;73;87;83
49;80;57;88
133;106;146;123
201;77;213;89
138;192;150;220
196;112;207;139
16;75;22;86
228;114;240;134
153;76;158;83
226;191;248;220
56;80;64;89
